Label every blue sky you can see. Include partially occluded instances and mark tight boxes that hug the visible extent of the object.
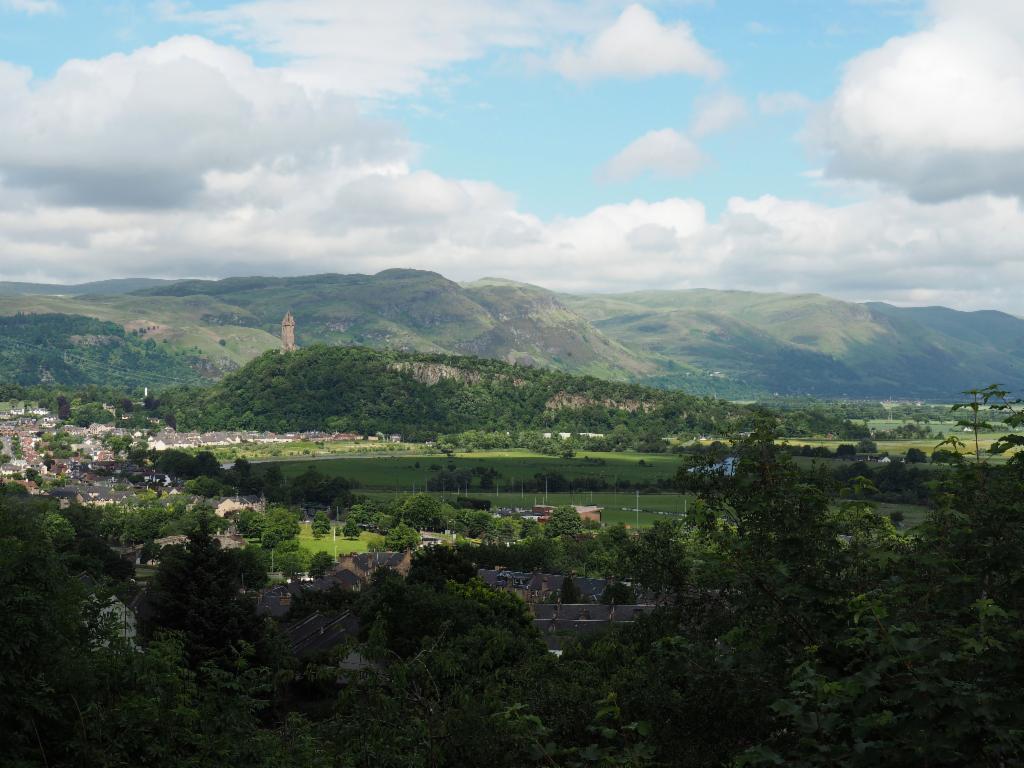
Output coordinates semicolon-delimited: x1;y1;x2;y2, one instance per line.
1;0;1022;313
1;0;919;217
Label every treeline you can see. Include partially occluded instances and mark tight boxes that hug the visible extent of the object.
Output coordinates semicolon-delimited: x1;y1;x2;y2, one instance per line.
159;345;760;439
0;313;205;388
152;451;358;508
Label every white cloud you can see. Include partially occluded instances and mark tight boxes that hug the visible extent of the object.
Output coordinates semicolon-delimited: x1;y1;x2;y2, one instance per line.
2;0;59;14
3;17;1024;314
690;91;747;138
821;0;1024;201
4;156;1024;312
0;37;408;208
162;0;579;97
555;4;722;81
601;129;704;181
757;90;812;115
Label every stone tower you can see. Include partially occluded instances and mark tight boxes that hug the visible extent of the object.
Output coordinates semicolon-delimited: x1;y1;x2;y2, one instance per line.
281;311;296;352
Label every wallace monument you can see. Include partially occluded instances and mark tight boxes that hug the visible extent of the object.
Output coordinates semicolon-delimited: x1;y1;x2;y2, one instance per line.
281;311;296;352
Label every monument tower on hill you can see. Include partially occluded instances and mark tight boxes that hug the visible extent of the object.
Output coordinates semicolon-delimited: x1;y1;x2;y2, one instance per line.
281;312;296;352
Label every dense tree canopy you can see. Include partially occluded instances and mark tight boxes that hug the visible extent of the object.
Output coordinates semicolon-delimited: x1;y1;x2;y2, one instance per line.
3;390;1023;766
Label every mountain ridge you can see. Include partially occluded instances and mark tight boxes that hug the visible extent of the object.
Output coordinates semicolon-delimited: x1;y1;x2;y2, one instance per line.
0;269;1020;398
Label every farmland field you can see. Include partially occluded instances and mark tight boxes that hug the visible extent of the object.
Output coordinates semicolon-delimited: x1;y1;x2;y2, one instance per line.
358;490;692;526
209;440;426;462
269;450;686;490
261;448;940;530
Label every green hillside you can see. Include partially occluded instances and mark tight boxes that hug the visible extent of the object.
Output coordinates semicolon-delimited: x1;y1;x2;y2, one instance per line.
0;313;207;388
134;270;652;380
564;289;1024;398
0;270;1021;397
163;344;749;439
0;292;282;374
0;278;173;296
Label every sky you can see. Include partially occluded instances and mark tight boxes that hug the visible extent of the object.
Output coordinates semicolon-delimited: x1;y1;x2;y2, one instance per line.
0;0;1023;312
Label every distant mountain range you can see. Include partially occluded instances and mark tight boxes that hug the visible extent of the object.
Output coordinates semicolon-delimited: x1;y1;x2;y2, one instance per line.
0;269;1020;398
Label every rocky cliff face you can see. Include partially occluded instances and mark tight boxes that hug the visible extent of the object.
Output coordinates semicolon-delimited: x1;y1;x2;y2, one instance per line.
544;392;657;413
390;361;486;386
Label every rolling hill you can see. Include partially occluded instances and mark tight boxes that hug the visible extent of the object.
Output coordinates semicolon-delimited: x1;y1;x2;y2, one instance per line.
562;289;1024;398
0;313;207;388
0;270;1020;398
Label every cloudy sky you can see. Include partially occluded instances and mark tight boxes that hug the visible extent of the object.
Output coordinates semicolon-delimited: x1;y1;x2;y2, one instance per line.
0;0;1022;312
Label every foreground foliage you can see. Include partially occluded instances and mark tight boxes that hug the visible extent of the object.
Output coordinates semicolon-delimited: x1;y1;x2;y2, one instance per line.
2;393;1022;766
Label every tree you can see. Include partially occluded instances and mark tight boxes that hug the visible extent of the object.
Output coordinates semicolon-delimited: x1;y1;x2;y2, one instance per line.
309;550;335;578
260;506;300;550
0;496;103;765
343;517;359;539
236;508;266;538
545;506;583;539
407;545;475;589
228;546;269;590
184;475;227;498
385;522;420;551
560;574;581;603
43;511;75;549
905;447;928;463
836;443;856;457
145;512;268;667
401;493;445;530
311;510;331;539
520;518;541;539
856;438;878;454
273;540;310;580
601;581;636;605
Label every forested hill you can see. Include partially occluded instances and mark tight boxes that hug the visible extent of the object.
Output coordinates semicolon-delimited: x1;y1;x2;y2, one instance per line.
0;313;206;388
165;345;753;439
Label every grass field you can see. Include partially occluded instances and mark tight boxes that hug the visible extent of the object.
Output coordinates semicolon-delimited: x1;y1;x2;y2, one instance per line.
265;449;932;530
296;524;384;556
211;440;426;462
779;431;1016;461
874;502;930;529
357;489;691;526
271;450;684;489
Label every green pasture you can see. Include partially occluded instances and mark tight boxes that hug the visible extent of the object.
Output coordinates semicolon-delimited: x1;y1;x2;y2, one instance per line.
270;449;684;490
211;440;425;462
873;502;930;529
780;434;1013;459
357;489;692;527
296;524;383;556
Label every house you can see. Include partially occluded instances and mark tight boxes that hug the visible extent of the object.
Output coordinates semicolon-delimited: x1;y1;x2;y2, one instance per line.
573;505;603;523
283;611;361;659
78;573;139;646
47;485;135;507
531;504;603;524
213;532;246;550
214;495;266;517
255;571;363;619
531;603;656;653
477;569;608;604
317;569;363;591
256;583;304;618
336;551;412;584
